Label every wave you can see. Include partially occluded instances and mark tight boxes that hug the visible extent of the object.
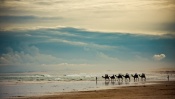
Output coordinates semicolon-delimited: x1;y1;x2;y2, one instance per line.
0;72;174;82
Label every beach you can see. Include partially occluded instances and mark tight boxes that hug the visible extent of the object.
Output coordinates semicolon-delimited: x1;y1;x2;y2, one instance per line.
9;81;175;99
1;72;175;99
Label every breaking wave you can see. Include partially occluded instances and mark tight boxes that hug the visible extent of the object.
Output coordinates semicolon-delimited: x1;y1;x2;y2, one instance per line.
0;71;174;82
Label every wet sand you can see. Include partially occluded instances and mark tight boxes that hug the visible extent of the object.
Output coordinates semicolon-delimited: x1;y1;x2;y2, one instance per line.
11;81;175;99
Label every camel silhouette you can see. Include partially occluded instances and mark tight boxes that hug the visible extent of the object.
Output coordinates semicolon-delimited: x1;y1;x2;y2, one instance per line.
109;75;116;82
139;73;146;81
102;74;110;81
115;74;123;82
131;73;139;82
122;73;130;82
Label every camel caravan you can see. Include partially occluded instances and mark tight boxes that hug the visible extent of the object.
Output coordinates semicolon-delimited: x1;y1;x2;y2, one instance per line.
102;73;146;82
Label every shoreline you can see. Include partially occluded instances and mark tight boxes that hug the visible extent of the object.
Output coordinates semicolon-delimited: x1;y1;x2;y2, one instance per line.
9;81;175;99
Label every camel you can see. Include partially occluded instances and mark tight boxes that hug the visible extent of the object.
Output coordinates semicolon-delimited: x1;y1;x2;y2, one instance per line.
139;73;146;81
109;75;116;81
115;74;123;82
102;74;110;81
131;73;139;82
122;73;130;82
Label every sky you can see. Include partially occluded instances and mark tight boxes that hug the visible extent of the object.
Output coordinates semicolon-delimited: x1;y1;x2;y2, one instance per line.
0;0;175;73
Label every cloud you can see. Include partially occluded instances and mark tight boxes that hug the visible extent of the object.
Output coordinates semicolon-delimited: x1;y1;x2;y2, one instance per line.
0;26;175;72
96;52;120;63
43;63;94;67
47;38;116;50
25;34;32;36
0;46;61;66
0;15;62;24
0;0;175;35
153;54;166;61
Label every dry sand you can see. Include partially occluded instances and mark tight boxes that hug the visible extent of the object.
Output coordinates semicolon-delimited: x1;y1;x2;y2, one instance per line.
11;81;175;99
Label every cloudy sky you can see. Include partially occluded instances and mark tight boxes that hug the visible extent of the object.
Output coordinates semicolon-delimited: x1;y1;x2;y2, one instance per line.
0;0;175;72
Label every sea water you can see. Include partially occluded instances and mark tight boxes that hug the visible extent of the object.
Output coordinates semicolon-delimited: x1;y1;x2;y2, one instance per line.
0;71;174;98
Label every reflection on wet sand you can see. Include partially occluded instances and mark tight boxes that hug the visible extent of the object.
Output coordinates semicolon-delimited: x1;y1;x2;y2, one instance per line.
101;80;147;86
103;80;126;86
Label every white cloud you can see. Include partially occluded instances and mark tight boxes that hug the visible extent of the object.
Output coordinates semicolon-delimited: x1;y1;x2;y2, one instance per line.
47;38;116;50
25;34;32;36
48;38;87;46
0;46;61;66
153;54;166;61
44;63;94;67
96;52;120;63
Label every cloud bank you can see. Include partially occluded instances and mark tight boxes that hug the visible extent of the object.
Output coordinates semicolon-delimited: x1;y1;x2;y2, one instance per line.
0;0;175;35
0;27;174;72
0;46;60;66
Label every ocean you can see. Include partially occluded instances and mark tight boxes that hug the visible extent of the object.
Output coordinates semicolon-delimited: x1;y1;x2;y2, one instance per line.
0;71;174;98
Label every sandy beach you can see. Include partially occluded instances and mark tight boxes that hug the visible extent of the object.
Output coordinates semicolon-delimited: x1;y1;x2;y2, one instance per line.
10;81;175;99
